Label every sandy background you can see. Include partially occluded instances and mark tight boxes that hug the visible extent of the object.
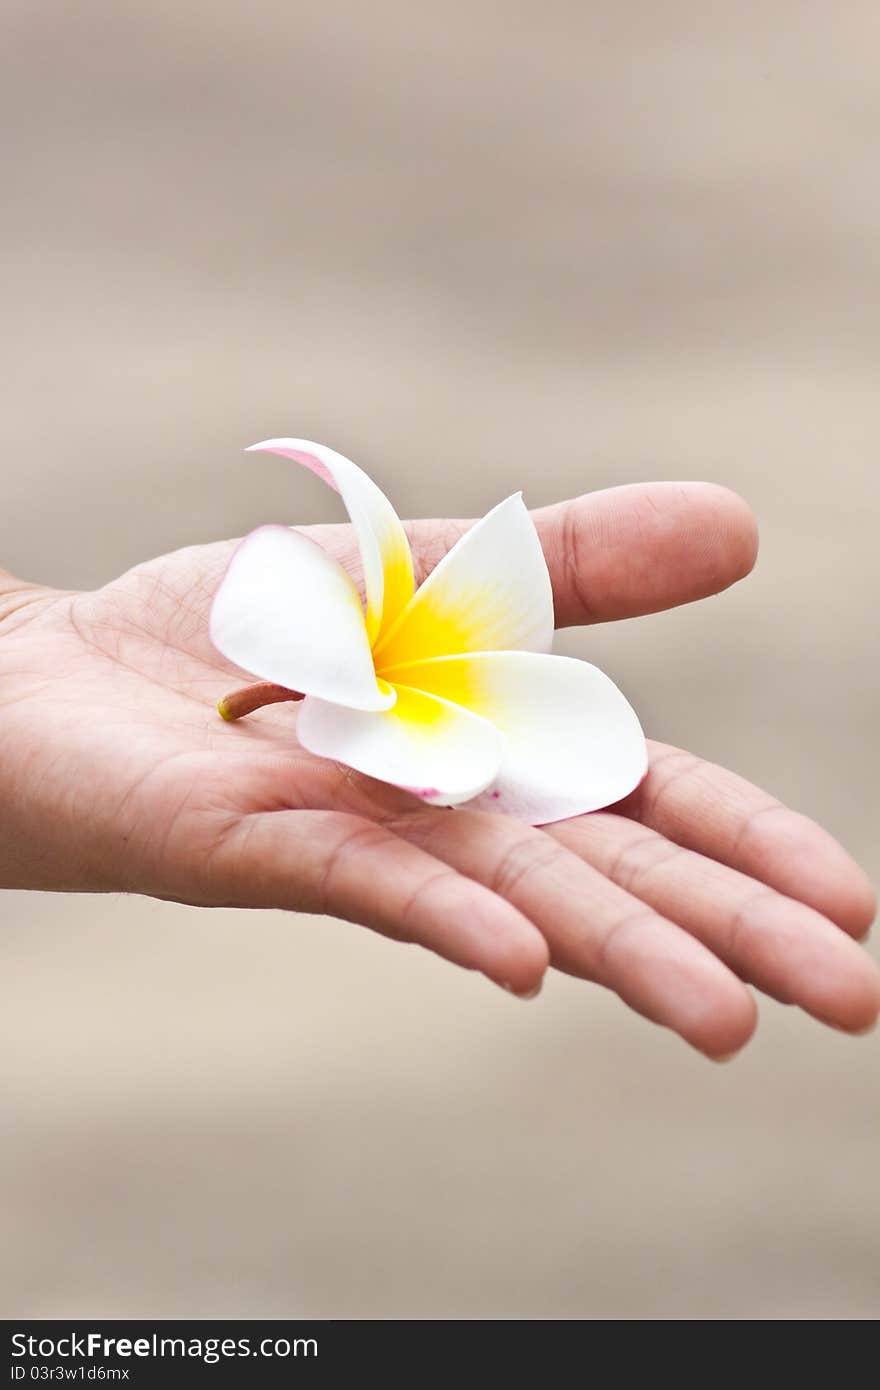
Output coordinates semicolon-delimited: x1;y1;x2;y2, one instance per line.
1;1;879;1318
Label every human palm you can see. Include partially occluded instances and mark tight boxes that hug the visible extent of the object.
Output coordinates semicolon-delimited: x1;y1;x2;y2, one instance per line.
0;479;875;1058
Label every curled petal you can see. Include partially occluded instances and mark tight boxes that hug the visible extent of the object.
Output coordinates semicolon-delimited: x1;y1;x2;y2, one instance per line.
246;438;414;646
372;494;553;670
296;683;505;806
380;651;647;824
210;525;394;712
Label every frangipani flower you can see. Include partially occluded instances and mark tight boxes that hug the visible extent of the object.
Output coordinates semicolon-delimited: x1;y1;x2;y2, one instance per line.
210;439;647;825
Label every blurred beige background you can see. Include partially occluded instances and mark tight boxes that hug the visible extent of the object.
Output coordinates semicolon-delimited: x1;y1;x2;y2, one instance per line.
2;1;879;1319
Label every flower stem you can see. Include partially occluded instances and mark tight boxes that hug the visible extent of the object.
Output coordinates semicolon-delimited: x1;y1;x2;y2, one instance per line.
217;682;304;721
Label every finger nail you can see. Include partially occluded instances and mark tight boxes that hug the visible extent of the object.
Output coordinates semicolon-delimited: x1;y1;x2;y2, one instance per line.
820;1016;878;1036
501;981;542;1001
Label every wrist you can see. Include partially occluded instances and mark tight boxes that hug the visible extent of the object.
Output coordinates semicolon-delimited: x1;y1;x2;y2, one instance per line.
0;581;91;893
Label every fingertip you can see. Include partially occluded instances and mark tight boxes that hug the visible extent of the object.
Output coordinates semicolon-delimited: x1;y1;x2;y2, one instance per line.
769;901;880;1034
838;870;877;941
746;809;877;939
697;985;759;1060
410;866;550;994
812;949;880;1034
500;979;543;1001
852;1018;878;1037
801;827;877;938
709;482;759;583
486;915;550;997
669;954;758;1059
643;945;758;1059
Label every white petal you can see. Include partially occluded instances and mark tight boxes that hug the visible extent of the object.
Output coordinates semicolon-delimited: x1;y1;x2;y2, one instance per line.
297;683;505;806
372;494;553;670
381;652;647;824
210;525;394;711
246;438;414;646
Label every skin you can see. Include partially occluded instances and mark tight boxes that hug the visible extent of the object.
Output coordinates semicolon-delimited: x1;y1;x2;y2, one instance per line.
0;481;876;1059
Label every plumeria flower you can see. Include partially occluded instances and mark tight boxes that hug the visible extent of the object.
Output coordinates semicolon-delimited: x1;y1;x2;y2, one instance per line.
210;439;647;824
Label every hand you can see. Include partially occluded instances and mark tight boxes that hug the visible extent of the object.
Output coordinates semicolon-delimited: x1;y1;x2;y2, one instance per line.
0;481;875;1058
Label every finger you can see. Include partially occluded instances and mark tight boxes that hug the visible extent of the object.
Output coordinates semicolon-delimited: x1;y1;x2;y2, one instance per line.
386;803;757;1058
201;808;548;996
309;480;759;627
549;813;880;1034
408;481;757;624
618;743;877;939
531;481;759;626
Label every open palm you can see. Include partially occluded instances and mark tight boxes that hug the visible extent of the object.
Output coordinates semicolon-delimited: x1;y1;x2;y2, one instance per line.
1;479;875;1058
